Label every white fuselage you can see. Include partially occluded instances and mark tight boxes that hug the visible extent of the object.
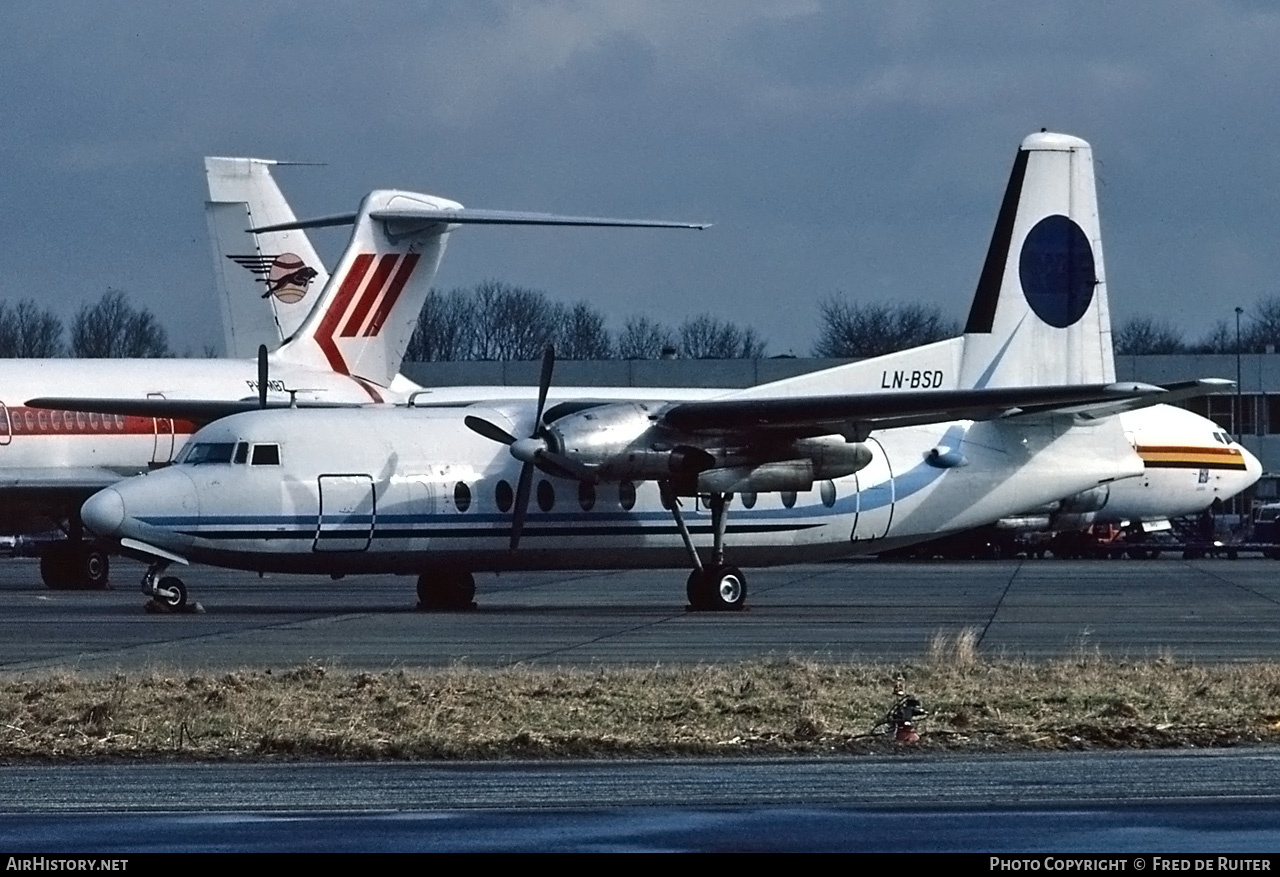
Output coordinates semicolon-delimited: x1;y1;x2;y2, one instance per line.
85;405;1149;575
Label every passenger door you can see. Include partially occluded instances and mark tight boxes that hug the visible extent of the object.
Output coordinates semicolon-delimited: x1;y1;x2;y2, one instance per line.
314;474;375;552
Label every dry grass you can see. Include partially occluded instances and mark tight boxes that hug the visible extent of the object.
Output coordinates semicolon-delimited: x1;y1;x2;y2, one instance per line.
3;649;1280;761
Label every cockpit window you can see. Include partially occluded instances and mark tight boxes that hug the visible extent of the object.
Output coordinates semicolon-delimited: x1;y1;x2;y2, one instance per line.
182;442;236;465
234;442;249;464
251;444;281;465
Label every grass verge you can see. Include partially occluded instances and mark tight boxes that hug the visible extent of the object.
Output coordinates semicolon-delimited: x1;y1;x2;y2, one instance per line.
4;634;1280;761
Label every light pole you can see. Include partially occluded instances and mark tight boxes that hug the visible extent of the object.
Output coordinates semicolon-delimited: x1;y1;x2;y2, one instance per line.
1235;306;1244;443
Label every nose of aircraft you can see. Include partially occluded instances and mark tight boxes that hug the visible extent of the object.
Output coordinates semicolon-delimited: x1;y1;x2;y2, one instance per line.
81;487;125;537
1241;443;1264;487
80;468;200;545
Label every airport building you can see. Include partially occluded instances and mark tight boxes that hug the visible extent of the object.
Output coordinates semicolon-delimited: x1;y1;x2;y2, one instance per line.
404;353;1280;511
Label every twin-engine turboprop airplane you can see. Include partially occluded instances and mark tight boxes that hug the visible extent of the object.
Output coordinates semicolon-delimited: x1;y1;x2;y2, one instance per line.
79;132;1248;612
8;184;704;590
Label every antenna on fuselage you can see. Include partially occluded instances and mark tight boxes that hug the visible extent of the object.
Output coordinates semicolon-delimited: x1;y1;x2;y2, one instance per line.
257;345;269;409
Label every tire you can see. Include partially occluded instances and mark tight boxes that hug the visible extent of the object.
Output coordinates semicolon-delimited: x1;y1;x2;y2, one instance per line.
155;576;187;609
79;547;110;590
687;565;747;612
417;571;475;610
40;544;75;590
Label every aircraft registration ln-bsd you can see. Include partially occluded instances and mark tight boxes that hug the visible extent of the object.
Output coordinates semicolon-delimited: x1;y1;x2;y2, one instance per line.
3;182;704;591
76;132;1256;612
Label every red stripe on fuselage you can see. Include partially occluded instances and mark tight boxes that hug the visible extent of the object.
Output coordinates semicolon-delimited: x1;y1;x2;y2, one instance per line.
340;253;400;338
313;253;375;374
363;253;420;337
4;407;196;438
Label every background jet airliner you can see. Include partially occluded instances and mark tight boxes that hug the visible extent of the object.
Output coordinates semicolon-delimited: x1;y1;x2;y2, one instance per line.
81;132;1251;613
6;182;704;590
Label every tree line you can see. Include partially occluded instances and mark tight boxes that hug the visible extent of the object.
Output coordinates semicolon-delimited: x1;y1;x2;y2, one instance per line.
0;290;170;358
14;280;1274;362
1114;300;1280;355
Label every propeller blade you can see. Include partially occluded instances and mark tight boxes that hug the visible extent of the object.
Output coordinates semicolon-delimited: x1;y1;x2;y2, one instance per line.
510;461;535;550
534;450;598;484
464;415;518;446
257;345;269;409
534;344;555;427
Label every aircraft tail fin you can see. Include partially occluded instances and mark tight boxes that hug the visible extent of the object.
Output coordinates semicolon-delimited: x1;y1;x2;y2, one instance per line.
958;132;1115;389
272;193;708;387
204;158;330;357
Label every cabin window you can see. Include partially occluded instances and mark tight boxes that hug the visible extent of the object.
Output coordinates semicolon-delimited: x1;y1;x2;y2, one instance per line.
453;482;472;512
537;479;555;512
89;412;100;430
234;442;249;464
619;480;637;511
251;444;280;465
183;442;236;465
24;411;35;430
820;480;837;508
578;481;595;512
495;480;514;513
115;414;125;430
781;490;797;509
37;410;47;431
740;492;757;509
75;411;87;430
63;411;74;430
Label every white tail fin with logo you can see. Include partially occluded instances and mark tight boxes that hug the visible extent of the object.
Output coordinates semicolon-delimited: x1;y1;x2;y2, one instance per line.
205;158;331;357
958;132;1115;389
273;190;458;388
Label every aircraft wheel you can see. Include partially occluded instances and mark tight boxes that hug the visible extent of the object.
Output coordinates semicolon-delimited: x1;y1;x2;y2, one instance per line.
687;565;747;612
78;546;110;590
417;571;476;610
155;576;187;609
40;544;75;590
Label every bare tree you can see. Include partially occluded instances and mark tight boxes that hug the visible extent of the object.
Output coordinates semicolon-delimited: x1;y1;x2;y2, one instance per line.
813;296;956;358
71;290;170;358
1190;319;1234;354
617;315;676;360
0;299;64;357
678;313;767;359
406;288;477;362
1246;296;1280;353
469;280;561;361
1113;316;1186;355
557;302;613;360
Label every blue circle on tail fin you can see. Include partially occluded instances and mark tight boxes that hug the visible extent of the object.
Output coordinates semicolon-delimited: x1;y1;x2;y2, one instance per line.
1019;215;1096;328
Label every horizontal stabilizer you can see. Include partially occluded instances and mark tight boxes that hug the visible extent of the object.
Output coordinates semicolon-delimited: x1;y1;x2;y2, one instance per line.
251;208;709;234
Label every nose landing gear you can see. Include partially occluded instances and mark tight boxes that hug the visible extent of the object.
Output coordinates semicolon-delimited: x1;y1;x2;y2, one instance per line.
141;562;194;612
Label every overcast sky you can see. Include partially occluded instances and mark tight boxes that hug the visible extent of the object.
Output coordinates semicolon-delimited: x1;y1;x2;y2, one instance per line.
2;1;1277;357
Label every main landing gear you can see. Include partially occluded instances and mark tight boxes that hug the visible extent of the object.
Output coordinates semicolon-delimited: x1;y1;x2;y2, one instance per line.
141;562;191;612
40;541;111;590
417;569;476;611
663;484;747;612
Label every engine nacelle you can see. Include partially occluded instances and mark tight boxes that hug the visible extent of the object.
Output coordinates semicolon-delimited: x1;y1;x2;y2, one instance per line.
547;402;874;485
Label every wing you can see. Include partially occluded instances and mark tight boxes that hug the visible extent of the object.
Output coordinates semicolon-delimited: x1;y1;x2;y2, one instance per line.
24;397;366;425
656;381;1204;440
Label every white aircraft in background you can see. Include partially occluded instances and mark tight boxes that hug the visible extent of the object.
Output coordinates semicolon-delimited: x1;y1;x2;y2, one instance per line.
4;182;704;590
78;132;1254;612
206;150;1262;562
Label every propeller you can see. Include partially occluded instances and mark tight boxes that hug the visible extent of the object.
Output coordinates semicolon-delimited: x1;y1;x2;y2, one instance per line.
464;345;596;549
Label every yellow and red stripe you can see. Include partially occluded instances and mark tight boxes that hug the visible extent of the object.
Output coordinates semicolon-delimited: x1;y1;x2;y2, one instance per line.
1136;444;1248;471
